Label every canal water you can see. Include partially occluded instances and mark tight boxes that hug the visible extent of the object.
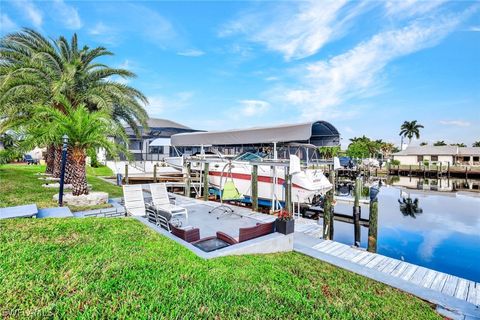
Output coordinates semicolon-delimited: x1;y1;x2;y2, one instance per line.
320;177;480;282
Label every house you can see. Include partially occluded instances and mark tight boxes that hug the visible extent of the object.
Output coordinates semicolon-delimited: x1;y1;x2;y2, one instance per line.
99;118;200;162
392;146;480;166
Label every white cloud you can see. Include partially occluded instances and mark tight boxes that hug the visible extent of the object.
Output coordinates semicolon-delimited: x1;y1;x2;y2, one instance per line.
146;92;194;116
280;8;476;120
177;49;205;57
467;26;480;32
89;22;109;35
384;0;446;18
0;14;18;32
239;100;270;117
12;0;43;28
52;0;82;29
219;1;371;60
439;120;471;127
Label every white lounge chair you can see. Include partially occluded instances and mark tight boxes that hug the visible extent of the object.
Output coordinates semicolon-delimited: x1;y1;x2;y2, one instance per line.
149;183;188;222
122;185;146;216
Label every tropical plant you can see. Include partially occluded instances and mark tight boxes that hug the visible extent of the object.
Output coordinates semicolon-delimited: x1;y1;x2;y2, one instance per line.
24;96;128;196
433;140;447;146
0;28;148;173
419;142;428;146
379;142;395;158
318;146;341;159
346;136;382;158
450;143;466;147
399;121;424;145
473;141;480;147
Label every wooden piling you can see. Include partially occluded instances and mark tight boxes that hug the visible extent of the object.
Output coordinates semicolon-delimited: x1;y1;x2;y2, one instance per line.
323;171;335;240
124;164;129;185
367;198;378;253
251;164;258;212
353;177;361;247
447;162;450;178
184;162;191;197
203;162;209;201
285;166;292;214
409;165;412;177
153;164;157;183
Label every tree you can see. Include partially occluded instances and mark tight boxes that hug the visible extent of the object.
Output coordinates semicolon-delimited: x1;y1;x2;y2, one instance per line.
473;141;480;147
420;142;428;146
450;143;466;147
379;142;395;158
318;146;341;159
25;96;127;195
346;136;382;158
433;140;447;146
399;120;424;145
0;29;148;173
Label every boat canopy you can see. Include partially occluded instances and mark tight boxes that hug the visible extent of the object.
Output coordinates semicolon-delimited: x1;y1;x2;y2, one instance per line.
171;121;339;147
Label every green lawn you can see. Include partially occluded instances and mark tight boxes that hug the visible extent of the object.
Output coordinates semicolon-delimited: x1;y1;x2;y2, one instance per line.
0;218;440;319
0;164;122;211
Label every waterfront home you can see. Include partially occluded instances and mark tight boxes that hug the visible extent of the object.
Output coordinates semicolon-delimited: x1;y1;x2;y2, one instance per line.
392;146;480;165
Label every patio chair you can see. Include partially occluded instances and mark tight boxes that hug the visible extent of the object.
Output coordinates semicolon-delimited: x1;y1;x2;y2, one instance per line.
122;185;146;216
209;162;244;219
146;204;181;231
149;183;188;222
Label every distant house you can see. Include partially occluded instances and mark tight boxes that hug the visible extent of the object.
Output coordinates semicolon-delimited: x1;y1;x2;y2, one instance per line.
99;118;199;162
392;146;480;166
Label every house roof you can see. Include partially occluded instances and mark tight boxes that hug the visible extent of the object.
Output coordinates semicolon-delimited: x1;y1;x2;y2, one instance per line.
393;146;458;156
459;147;480;155
145;118;192;130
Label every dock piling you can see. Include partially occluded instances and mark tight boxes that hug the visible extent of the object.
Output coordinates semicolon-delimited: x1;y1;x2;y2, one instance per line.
184;162;191;197
367;197;378;253
124;164;129;185
323;170;335;240
251;165;258;212
203;162;209;201
353;177;361;247
153;164;157;183
285;166;292;214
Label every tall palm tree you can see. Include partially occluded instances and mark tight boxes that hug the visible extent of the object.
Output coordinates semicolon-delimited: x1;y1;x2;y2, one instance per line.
473;141;480;147
433;140;447;146
399;120;424;146
26;96;127;195
0;28;148;173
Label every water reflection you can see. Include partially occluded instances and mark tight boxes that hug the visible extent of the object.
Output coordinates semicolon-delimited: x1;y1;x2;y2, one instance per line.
317;178;480;282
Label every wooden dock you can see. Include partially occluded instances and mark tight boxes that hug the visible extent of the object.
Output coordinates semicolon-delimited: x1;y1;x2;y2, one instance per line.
295;238;480;318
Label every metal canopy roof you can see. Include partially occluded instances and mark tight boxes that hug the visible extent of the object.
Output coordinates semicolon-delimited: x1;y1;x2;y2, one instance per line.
171;121;339;146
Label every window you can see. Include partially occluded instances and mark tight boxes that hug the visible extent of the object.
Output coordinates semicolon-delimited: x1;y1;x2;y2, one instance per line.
431;155;438;161
463;156;470;162
473;156;479;162
149;146;164;154
417;155;424;162
128;140;142;150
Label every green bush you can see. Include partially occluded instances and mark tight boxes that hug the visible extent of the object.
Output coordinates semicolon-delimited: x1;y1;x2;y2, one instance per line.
390;159;400;166
87;148;99;167
423;160;429;166
0;149;22;164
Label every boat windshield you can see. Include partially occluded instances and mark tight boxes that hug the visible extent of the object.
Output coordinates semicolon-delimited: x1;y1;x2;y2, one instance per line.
234;152;267;162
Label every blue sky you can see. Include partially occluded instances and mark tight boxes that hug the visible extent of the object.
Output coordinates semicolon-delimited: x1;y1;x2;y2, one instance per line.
1;0;479;147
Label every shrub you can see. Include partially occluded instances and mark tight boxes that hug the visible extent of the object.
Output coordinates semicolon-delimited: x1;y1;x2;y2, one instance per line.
87;148;99;167
390;159;400;166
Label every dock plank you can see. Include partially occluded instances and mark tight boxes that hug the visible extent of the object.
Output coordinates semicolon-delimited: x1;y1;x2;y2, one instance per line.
442;275;459;296
475;282;480;306
337;248;362;261
454;279;470;300
322;242;347;254
400;265;418;281
357;253;377;266
419;270;438;288
317;241;341;253
350;251;370;263
408;267;429;285
430;273;448;292
377;258;401;274
365;255;386;269
466;282;476;305
390;262;409;277
312;240;332;250
327;244;351;257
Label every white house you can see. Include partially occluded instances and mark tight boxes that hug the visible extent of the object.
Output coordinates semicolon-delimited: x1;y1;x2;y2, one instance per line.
392;146;480;166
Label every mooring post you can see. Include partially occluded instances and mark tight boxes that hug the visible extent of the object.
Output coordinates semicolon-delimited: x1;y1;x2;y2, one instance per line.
124;164;129;185
285;166;292;214
465;167;468;180
438;162;442;178
323;170;335;240
409;165;412;177
367;197;378;253
353;177;361;247
184;161;191;197
153;164;157;183
203;162;209;201
447;162;450;178
251;164;258;212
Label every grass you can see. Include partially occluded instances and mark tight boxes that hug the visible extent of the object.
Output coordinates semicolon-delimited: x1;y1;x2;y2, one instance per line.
86;165;114;177
0;218;440;319
0;164;122;211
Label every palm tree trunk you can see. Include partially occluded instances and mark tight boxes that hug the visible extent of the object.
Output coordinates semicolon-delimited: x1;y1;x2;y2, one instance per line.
64;146;74;184
71;147;89;196
52;145;62;178
45;144;55;174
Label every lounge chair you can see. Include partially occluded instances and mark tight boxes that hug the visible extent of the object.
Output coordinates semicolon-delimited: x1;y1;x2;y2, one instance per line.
122;184;146;216
149;183;188;222
146;204;182;230
169;223;200;243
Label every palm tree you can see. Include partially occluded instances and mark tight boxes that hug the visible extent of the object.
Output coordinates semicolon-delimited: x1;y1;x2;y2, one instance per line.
26;96;127;195
318;146;341;159
450;143;466;147
420;142;428;146
433;140;447;146
399;120;424;146
473;141;480;147
0;28;148;173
